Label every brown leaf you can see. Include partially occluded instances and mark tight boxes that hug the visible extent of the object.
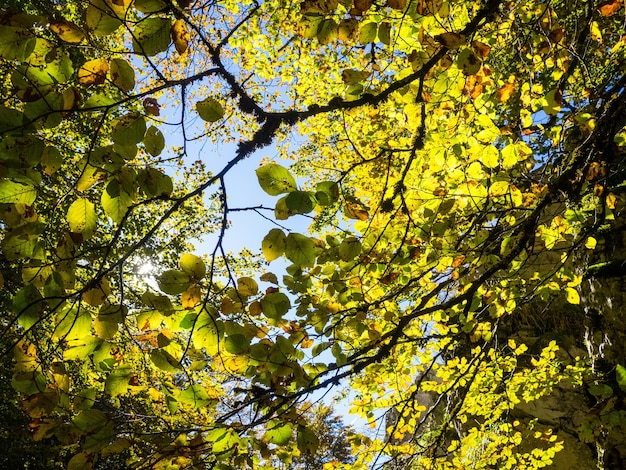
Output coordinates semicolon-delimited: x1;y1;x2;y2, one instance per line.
496;83;515;102
143;97;160;116
598;0;623;16
387;0;407;9
472;40;491;58
353;0;373;13
434;32;466;49
379;272;399;285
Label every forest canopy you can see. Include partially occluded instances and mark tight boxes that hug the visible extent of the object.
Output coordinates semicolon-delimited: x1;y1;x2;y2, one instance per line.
1;0;626;468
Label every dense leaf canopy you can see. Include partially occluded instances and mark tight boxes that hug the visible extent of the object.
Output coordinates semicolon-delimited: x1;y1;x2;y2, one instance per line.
1;0;626;469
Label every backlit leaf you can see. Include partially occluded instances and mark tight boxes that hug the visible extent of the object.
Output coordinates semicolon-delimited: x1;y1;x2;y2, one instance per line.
256;163;297;196
67;198;96;237
132;17;172;56
180;253;206;279
286;233;317;267
196;97;224;122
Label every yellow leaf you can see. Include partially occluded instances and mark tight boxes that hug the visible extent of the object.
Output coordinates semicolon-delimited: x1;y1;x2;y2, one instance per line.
82;278;111;307
565;287;580;305
49;20;85;43
585;237;597;249
590;21;602;43
607;192;617;209
182;285;202;309
78;58;109;87
171;19;190;55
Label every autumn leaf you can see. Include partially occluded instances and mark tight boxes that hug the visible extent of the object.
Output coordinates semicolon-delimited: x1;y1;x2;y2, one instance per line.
598;0;623;16
171;19;190;55
78;58;109;86
434;32;466;49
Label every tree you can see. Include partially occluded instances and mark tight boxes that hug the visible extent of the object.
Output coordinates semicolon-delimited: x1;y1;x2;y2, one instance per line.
1;0;626;468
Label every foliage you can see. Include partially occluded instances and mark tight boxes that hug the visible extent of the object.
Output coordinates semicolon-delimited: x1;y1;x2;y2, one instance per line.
1;0;626;469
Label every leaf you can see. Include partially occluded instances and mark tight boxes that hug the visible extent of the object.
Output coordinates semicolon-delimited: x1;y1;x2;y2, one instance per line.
14;285;43;330
297;425;320;453
286;190;315;213
285;233;317;267
598;0;623;16
265;423;293;445
435;32;466;49
78;58;108;86
181;284;202;309
237;277;259;296
101;182;134;224
67;198;96;237
339;237;362;261
179;253;206;279
110;113;146;145
225;334;250;354
109;58;135;92
457;48;481;75
49;19;85;43
496;83;515;102
193;308;222;355
144;126;165;156
137;168;173;197
387;0;407;9
132;17;172;56
158;270;191;295
256;163;297;196
104;367;133;396
0;179;37;205
171;19;190;55
565;287;580;305
317;18;338;44
86;0;127;36
0;25;36;61
359;22;378;44
261;292;291;320
196;97;225;122
178;384;215;407
616;364;626;392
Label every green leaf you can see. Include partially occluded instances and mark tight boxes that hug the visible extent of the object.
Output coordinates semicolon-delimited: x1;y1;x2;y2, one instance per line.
262;228;287;262
137;167;173;197
109;58;135;92
286;190;315;213
104;367;133;397
315;181;339;206
196;97;225;122
110;113;146;146
135;0;169;13
150;349;181;372
359;22;378;44
193;308;222;355
285;233;317;267
0;25;36;61
132;17;172;56
275;195;299;220
339;237;362;261
0;179;36;204
297;425;320;453
67;198;96;237
179;253;206;279
101;183;134;224
86;0;124;35
317;18;338;44
261;292;291;320
158;270;191;295
225;334;250;354
178;384;214;407
144;126;165;156
237;277;258;296
14;284;43;330
616;364;626;393
265;423;293;445
256;163;297;196
378;22;391;45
